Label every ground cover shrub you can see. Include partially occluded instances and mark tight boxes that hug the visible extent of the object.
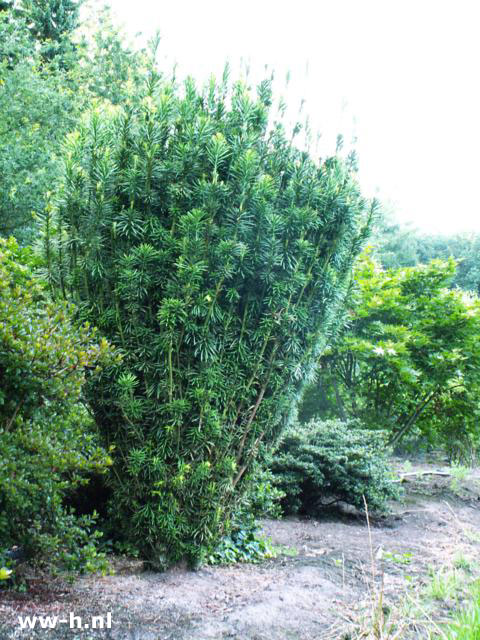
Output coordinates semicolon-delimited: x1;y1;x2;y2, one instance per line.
271;418;400;514
207;466;283;565
0;237;115;581
207;518;276;565
44;69;375;567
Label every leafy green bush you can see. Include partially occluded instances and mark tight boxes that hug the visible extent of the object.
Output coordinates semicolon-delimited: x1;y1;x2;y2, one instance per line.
207;466;282;566
242;465;285;520
208;519;276;565
271;419;400;514
44;70;374;567
0;237;115;579
305;253;480;454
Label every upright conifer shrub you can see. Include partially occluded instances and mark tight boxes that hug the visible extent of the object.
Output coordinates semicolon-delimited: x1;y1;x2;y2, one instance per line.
45;71;375;566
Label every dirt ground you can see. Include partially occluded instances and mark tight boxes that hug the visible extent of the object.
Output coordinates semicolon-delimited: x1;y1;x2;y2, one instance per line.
1;460;479;640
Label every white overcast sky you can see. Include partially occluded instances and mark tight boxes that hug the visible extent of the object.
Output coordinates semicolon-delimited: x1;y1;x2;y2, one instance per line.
103;0;479;235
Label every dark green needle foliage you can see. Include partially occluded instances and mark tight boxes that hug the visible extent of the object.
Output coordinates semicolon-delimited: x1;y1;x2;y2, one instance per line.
18;0;83;63
44;70;376;567
271;418;400;515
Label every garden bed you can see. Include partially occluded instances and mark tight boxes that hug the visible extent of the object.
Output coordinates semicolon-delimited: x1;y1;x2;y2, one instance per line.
1;460;479;639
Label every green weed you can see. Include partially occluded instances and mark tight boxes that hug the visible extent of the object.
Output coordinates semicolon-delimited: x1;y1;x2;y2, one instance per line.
439;580;480;639
427;568;462;602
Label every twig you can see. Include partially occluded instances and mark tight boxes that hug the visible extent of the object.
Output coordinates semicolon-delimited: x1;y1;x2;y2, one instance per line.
399;471;451;478
393;471;452;484
363;496;376;587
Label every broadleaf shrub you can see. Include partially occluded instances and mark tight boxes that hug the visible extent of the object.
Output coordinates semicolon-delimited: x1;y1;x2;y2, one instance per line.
271;419;400;514
207;466;283;565
207;520;276;566
44;71;375;566
0;237;115;578
303;253;480;458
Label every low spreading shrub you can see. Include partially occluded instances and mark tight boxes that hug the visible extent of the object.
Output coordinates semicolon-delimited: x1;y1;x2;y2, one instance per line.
271;418;400;514
0;237;116;581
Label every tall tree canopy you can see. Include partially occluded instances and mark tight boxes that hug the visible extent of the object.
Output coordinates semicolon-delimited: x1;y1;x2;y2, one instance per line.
0;11;74;241
0;3;148;243
373;212;480;294
20;0;81;42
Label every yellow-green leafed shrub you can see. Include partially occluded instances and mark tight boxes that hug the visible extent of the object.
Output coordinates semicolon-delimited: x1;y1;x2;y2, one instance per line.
0;237;116;580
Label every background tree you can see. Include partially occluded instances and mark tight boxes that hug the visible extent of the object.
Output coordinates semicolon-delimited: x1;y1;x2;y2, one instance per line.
371;210;421;269
76;5;152;105
302;252;480;459
17;0;83;63
0;11;75;242
0;1;12;15
44;71;375;566
373;211;480;294
0;3;148;243
416;233;480;294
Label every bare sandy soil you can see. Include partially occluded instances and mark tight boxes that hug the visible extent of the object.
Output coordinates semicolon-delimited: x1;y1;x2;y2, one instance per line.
1;461;479;640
